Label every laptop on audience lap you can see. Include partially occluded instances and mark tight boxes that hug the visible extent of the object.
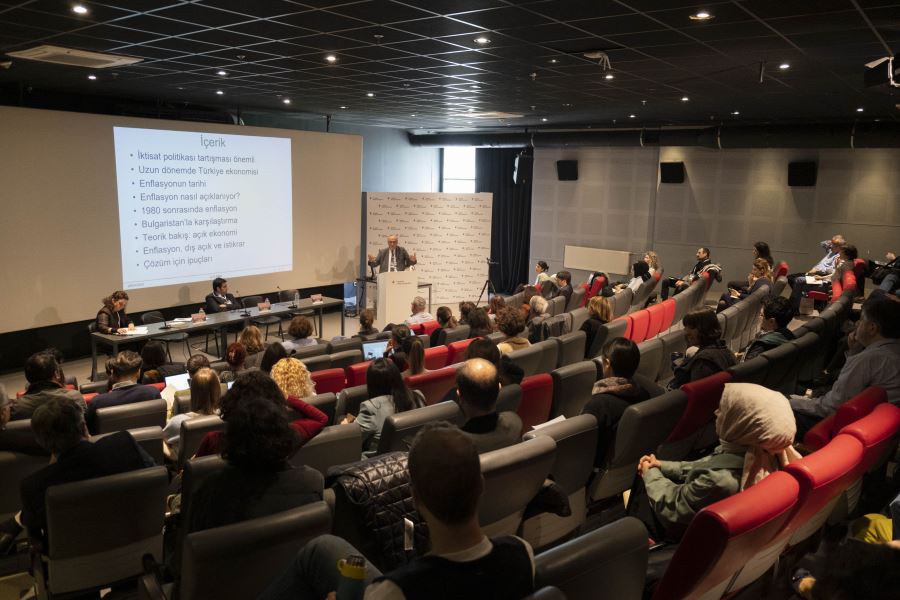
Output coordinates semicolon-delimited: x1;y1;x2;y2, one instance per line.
362;340;388;360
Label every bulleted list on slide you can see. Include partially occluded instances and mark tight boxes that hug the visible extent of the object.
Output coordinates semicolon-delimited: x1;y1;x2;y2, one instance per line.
113;126;293;290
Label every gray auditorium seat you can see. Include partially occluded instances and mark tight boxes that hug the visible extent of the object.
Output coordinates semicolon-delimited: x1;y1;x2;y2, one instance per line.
792;331;822;384
416;334;431;348
657;329;687;383
179;455;227;552
497;383;522;415
672;291;693;325
605;317;629;342
79;380;108;395
0;451;47;522
533;339;560;374
487;331;506;343
508;345;544;378
567;287;586;312
376;401;462;454
629;276;659;312
336;384;369;421
91;426;164;466
290;343;329;361
521;414;598;549
760;341;801;395
479;436;556;537
300;353;331;372
727;356;768;385
636;337;664;383
176;502;332;600
326;338;363;354
548;295;567;317
610;288;633;319
439;324;471;345
304;392;338;425
534;517;648;600
94;398;166;434
330;349;363;370
177;415;225;468
555;330;587;368
569;307;589;332
291;424;362;475
550;361;596;418
36;466;168;596
719;305;744;353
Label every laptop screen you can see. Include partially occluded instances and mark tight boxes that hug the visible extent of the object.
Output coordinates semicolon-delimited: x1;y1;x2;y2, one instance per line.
362;339;389;361
164;372;190;391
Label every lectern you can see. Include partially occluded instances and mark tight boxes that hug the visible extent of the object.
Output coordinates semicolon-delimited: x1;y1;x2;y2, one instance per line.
376;271;418;330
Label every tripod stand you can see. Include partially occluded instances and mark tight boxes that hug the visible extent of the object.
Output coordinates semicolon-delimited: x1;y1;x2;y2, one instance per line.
476;257;500;306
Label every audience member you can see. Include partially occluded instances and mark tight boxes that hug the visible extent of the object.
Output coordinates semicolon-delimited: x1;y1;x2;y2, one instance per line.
204;277;236;313
220;342;247;382
169;354;211;414
581;295;613;359
391;334;426;377
20;397;154;543
555;270;573;305
615;261;651;293
527;295;550;324
85;351;162;434
258;422;535;600
582;338;657;466
239;326;266;369
196;370;327;457
635;383;799;542
790;296;900;437
754;241;775;269
11;351;85;421
467;307;494;338
533;260;551;285
139;340;185;384
357;308;378;337
282;316;317;354
343;358;423;457
259;342;289;374
717;258;772;312
790;539;900;600
386;323;413;357
520;285;539;319
454;358;522;453
464;337;522;387
163;367;221;459
660;247;712;300
743;296;796;361
187;382;323;533
487;295;506;320
95;290;130;334
0;389;45;455
669;309;736;390
495;308;530;354
405;296;434;325
458;301;476;325
430;306;459;347
874;251;900;296
787;234;845;312
644;251;661;275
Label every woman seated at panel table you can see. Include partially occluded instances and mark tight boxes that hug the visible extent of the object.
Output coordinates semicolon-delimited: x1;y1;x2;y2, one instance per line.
96;290;131;334
717;258;772;313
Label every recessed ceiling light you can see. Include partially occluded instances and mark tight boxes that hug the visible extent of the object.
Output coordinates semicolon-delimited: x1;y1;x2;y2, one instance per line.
87;74;96;80
681;96;689;102
339;105;348;109
474;36;491;45
366;92;374;97
466;120;473;124
731;110;740;115
562;103;572;107
856;107;864;112
689;11;713;20
779;62;790;70
72;4;88;14
550;59;558;64
629;114;636;118
410;113;416;117
283;98;291;104
541;118;548;122
470;85;481;89
216;70;227;76
215;90;224;95
604;74;614;80
325;54;337;63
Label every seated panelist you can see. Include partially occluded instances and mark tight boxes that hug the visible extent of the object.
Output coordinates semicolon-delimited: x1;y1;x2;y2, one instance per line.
367;234;417;273
205;277;236;313
96;290;131;334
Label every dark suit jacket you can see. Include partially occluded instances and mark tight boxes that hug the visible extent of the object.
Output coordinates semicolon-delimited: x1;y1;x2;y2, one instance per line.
85;383;162;434
95;306;128;334
19;432;154;540
368;246;415;273
205;292;237;313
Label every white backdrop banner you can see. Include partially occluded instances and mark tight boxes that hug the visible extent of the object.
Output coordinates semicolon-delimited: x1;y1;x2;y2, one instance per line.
364;192;493;307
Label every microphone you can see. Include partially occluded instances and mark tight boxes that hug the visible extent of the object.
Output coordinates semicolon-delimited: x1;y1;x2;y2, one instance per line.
159;317;172;330
236;290;251;316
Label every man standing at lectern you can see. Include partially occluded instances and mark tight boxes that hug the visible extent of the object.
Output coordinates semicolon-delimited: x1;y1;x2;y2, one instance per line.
368;234;417;273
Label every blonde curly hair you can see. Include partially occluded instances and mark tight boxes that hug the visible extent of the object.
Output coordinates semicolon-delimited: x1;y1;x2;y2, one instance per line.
270;357;315;399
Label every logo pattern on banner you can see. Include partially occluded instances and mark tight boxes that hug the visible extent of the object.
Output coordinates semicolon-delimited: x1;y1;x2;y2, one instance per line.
365;192;493;306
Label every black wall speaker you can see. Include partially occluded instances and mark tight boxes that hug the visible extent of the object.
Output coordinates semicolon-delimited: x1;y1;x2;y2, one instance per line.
556;160;579;181
660;162;685;184
788;161;818;187
513;150;533;185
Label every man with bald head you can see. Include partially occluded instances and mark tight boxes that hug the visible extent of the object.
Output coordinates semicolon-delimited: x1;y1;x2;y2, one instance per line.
368;235;417;273
455;358;523;453
259;421;536;600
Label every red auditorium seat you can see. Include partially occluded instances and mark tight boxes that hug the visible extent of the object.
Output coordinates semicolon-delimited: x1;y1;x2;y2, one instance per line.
149;382;165;391
803;386;886;451
310;368;346;395
659;372;732;459
661;299;676;332
645;303;666;339
582;276;606;305
406;367;457;405
652;471;799;600
775;261;789;279
518;374;554;433
423;345;449;370
345;360;371;387
629;310;651;344
447;338;475;365
408;323;424;335
839;402;900;473
83;393;98;404
420;320;441;336
613;315;633;341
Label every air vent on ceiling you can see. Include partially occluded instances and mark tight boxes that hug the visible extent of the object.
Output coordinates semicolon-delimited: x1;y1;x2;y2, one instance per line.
6;45;143;69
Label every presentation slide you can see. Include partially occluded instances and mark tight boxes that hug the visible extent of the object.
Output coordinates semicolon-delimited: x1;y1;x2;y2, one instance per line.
113;126;293;289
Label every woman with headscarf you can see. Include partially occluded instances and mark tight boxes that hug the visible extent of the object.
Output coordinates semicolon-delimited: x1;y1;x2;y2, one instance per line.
634;382;801;541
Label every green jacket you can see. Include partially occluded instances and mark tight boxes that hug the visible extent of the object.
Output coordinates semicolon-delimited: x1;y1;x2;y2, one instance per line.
643;446;745;540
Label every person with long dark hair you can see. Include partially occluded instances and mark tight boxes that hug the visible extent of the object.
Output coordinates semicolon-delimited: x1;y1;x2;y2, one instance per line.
96;291;130;334
344;358;423;457
668;309;736;389
391;335;426;377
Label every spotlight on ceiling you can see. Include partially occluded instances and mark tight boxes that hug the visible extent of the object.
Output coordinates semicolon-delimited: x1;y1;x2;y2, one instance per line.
366;92;375;97
339;105;348;109
541;118;548;122
215;90;224;95
216;70;227;76
731;110;740;115
87;74;97;80
629;114;636;118
604;74;614;80
283;98;291;104
474;37;491;45
779;62;790;70
689;11;713;20
856;107;864;112
325;55;337;63
681;96;689;102
72;4;88;14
